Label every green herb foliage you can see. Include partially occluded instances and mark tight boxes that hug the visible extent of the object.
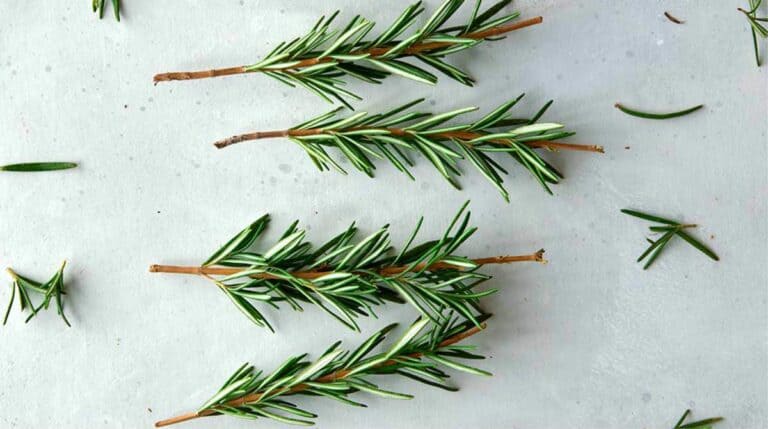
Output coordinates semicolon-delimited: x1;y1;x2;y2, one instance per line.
614;103;703;120
157;203;505;332
93;0;120;21
739;0;767;66
155;0;539;106
673;409;723;429
215;97;596;200
0;162;78;172
158;314;490;427
621;209;719;270
3;262;70;327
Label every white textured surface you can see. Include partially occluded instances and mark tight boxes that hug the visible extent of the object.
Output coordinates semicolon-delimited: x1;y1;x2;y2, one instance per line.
0;1;766;428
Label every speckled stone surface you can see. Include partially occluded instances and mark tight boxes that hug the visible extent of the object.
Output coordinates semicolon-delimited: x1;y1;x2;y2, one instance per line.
0;1;765;428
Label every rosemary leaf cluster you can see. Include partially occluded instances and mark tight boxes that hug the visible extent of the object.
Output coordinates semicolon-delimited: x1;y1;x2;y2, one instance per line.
154;0;542;106
214;97;602;200
155;314;490;427
3;262;70;326
150;202;543;331
622;209;719;270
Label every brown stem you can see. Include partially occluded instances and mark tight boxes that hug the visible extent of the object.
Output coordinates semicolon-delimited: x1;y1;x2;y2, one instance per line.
214;126;604;154
154;322;488;427
153;17;543;83
524;140;604;153
149;250;546;279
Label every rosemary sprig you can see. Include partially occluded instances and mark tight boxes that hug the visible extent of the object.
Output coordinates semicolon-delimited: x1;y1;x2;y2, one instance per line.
93;0;120;21
739;0;767;66
213;97;602;200
0;162;78;172
150;202;544;331
3;261;70;327
621;209;719;270
155;314;491;427
614;103;703;120
154;0;542;106
673;409;723;428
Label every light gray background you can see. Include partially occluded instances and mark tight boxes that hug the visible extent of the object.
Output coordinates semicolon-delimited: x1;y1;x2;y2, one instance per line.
0;1;765;428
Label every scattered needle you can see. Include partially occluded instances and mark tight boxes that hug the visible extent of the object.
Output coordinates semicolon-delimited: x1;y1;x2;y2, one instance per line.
672;409;723;429
0;162;78;172
614;103;703;120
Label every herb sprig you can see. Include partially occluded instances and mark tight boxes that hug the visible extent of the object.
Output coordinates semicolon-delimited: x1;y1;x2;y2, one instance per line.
3;261;71;326
672;409;723;429
622;209;719;270
1;162;78;172
154;0;542;106
739;0;767;66
150;202;544;331
93;0;120;21
155;314;491;427
214;97;602;200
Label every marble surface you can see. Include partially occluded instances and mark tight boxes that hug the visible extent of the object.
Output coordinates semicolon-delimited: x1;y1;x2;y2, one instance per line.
0;1;765;428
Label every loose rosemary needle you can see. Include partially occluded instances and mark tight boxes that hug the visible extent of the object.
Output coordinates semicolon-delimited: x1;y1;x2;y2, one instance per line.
0;162;78;172
672;409;723;429
614;103;703;120
622;209;719;270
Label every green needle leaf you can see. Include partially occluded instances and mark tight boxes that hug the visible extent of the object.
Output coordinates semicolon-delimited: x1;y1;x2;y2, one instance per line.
614;103;704;120
621;209;680;225
676;230;720;261
0;162;78;172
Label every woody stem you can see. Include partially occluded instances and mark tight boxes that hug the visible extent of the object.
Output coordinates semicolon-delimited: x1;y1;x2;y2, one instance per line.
148;250;546;280
213;127;604;153
153;17;543;83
